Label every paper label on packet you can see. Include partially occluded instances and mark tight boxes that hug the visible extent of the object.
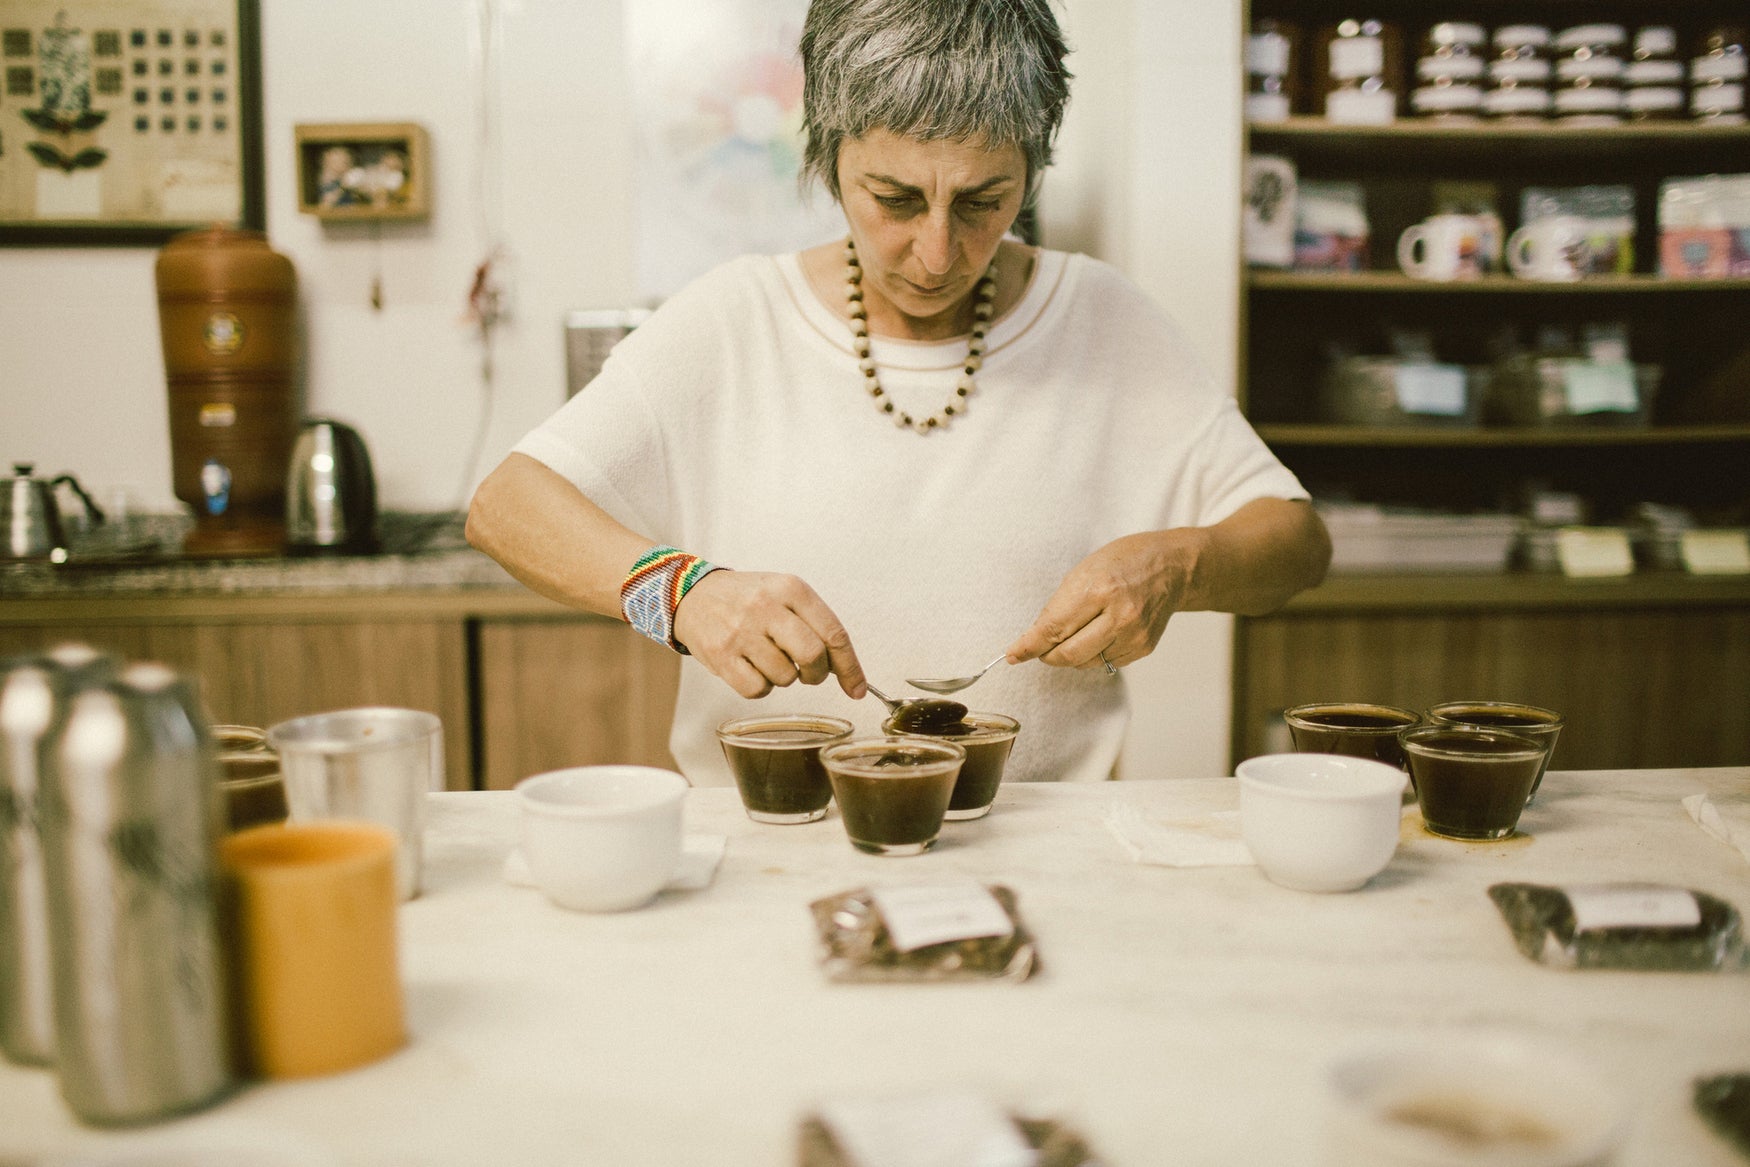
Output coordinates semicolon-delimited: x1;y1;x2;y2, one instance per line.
869;882;1014;953
818;1091;1035;1167
1566;884;1701;932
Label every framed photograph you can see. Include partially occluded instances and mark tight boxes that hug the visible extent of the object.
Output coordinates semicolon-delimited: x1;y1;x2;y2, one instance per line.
294;122;430;222
0;0;263;246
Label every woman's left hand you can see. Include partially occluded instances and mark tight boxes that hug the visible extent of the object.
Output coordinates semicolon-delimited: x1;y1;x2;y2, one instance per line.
1005;531;1201;671
1003;499;1331;671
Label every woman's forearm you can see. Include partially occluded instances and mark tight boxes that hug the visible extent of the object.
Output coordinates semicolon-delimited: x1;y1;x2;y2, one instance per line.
1182;497;1331;616
464;453;654;617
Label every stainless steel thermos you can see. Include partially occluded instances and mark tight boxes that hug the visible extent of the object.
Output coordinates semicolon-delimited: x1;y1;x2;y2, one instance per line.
0;644;115;1067
36;661;235;1124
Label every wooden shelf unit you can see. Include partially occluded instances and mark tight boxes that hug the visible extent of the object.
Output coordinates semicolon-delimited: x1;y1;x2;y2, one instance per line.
1233;3;1750;769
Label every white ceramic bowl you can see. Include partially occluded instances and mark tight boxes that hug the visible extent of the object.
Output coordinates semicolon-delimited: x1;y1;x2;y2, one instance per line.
1238;753;1407;892
516;766;688;912
1326;1035;1628;1166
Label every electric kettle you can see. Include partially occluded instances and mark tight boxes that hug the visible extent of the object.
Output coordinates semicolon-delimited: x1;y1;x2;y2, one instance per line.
3;463;105;561
285;420;378;556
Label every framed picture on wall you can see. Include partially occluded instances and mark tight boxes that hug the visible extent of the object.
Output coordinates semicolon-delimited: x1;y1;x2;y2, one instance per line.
293;122;431;222
0;0;263;246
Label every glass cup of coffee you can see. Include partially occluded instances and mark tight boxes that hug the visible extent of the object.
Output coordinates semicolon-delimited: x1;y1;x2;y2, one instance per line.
1399;724;1552;841
1284;703;1421;768
1425;701;1563;805
819;736;966;856
715;714;854;824
213;724;288;833
880;711;1019;820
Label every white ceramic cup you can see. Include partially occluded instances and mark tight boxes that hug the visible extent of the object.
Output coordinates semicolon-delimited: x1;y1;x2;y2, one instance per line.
1507;215;1593;282
1237;753;1406;892
267;707;442;901
1397;214;1487;281
1326;1035;1628;1166
516;765;688;912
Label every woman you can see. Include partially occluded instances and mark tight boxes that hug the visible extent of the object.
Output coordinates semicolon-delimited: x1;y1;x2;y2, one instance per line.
467;0;1330;785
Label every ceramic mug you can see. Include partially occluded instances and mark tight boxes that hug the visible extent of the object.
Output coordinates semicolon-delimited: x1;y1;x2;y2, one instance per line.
516;765;688;912
1507;215;1594;282
1397;214;1491;281
220;822;406;1079
1237;753;1407;892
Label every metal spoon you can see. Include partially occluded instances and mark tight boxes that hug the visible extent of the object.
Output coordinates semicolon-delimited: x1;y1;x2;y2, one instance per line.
905;654;1007;695
864;684;967;732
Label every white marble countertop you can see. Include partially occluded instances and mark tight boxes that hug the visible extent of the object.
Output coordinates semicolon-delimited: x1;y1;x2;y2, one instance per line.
3;769;1748;1166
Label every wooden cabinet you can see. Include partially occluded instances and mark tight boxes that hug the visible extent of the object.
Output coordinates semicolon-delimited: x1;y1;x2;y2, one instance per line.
1234;575;1750;768
0;590;683;792
476;617;680;791
0;596;474;791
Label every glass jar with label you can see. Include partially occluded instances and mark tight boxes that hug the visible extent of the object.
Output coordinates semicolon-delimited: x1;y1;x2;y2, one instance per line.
1691;25;1748;124
1625;26;1685;121
1487;25;1552;120
1316;18;1404;124
1247;18;1301;124
1553;24;1626;123
1418;22;1486;82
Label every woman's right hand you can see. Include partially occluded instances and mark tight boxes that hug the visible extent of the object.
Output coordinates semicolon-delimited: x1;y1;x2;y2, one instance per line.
672;571;867;700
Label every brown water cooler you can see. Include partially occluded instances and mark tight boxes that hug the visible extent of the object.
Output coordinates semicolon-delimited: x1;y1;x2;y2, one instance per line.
155;226;300;558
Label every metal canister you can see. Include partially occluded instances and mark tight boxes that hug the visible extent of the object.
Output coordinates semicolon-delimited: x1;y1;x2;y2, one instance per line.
37;661;235;1125
0;643;115;1067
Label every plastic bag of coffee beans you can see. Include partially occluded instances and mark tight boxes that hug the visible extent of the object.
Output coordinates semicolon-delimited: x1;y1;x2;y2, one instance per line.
1487;882;1747;971
808;883;1037;984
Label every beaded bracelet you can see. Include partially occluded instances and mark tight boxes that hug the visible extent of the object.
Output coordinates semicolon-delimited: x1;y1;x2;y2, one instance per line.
620;545;727;654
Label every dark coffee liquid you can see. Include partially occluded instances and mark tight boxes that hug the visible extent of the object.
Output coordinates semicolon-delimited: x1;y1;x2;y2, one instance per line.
1287;705;1417;769
945;737;1017;812
1436;707;1557;729
721;729;837;816
889;699;969;734
828;746;958;847
883;713;1018;813
1407;730;1543;839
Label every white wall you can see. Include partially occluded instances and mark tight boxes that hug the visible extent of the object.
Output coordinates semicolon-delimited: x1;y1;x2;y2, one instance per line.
0;0;1245;777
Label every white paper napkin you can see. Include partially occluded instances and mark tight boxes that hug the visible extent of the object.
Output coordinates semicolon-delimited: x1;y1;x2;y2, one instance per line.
502;835;728;892
1104;800;1255;868
1682;794;1750;866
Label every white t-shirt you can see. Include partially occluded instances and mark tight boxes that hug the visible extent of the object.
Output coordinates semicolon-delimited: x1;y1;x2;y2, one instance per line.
514;249;1307;785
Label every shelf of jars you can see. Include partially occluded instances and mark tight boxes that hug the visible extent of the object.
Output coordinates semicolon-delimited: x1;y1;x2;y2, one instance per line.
1249;117;1750;143
1248;271;1750;292
1255;422;1750;447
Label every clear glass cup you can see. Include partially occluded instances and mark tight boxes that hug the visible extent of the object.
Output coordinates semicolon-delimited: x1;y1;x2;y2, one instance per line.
1425;701;1563;804
880;711;1020;820
1399;724;1551;840
819;736;966;856
714;714;853;824
1283;702;1422;769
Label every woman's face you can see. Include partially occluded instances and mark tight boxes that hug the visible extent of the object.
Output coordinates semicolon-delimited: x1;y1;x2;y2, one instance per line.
836;128;1027;337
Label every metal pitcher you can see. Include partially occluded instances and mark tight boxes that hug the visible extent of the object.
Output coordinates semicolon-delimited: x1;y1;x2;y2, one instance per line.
3;464;105;562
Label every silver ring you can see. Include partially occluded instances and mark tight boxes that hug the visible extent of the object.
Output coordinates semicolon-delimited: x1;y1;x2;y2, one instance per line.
1099;651;1117;676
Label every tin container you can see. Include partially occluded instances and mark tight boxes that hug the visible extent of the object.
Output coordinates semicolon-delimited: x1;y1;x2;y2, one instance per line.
37;661;235;1125
0;644;116;1068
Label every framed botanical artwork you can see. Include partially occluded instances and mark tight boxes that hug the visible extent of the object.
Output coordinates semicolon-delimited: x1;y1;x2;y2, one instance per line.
294;122;431;222
0;0;263;246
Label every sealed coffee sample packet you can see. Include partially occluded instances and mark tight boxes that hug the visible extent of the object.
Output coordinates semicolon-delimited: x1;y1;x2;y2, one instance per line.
797;1090;1101;1167
1488;882;1747;971
809;882;1037;983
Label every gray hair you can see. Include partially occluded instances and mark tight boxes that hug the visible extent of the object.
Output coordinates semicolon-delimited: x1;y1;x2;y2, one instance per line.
799;0;1072;205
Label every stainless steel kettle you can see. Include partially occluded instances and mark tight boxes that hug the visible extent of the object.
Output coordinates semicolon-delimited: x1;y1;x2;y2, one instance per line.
285;420;378;556
3;464;105;562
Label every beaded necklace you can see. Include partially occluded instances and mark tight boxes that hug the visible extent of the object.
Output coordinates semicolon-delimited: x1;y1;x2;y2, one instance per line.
844;238;997;433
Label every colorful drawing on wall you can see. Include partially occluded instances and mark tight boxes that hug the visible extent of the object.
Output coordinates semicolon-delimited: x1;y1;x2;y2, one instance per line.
625;0;843;301
0;0;262;245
